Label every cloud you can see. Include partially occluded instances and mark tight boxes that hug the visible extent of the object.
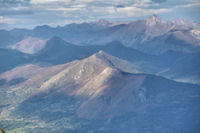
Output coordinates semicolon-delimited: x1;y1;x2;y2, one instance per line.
0;0;30;7
0;16;15;24
0;8;34;15
0;0;200;29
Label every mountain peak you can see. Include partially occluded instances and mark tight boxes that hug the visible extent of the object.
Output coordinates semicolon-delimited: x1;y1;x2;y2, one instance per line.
92;19;112;27
34;25;52;31
90;50;110;62
86;51;143;74
146;14;162;26
98;19;110;24
49;36;62;41
173;19;200;29
152;14;158;17
40;36;70;53
97;50;106;55
46;36;70;46
148;14;159;19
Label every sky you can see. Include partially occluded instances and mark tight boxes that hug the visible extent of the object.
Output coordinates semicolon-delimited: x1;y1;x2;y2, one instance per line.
0;0;200;30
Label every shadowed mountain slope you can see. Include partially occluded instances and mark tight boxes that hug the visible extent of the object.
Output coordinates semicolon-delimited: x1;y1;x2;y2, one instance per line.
0;48;32;73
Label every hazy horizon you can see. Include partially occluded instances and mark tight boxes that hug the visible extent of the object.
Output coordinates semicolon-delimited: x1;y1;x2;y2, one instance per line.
0;0;200;30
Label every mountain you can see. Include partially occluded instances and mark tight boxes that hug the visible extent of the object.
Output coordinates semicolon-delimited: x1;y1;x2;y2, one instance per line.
33;36;200;84
0;51;199;133
32;25;56;38
174;19;200;29
1;15;200;55
10;37;47;54
0;15;199;84
0;30;14;47
34;36;152;64
91;19;130;28
91;19;113;28
190;29;200;40
144;14;173;40
85;15;200;54
33;37;158;74
85;15;172;46
0;29;32;48
159;53;200;84
0;36;157;74
0;48;32;73
34;36;95;65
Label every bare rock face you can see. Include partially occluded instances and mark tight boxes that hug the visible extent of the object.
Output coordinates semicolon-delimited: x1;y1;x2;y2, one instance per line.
11;36;47;54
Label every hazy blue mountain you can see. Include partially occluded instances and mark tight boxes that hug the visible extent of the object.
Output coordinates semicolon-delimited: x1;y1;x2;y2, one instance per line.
32;36;200;84
174;19;200;29
33;37;157;73
32;25;56;38
86;15;200;54
159;53;200;84
0;48;32;73
34;36;152;64
1;35;199;84
0;29;32;48
0;30;16;48
138;28;200;54
34;36;94;64
1;15;200;55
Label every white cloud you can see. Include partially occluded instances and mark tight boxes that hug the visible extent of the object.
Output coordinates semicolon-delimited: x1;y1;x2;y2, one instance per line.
30;0;71;4
114;6;171;17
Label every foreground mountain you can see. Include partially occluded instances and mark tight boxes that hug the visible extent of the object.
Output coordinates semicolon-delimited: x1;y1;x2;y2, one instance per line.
0;51;199;133
10;37;47;54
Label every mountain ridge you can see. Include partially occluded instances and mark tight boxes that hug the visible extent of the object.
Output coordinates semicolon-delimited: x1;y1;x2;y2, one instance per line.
1;15;200;55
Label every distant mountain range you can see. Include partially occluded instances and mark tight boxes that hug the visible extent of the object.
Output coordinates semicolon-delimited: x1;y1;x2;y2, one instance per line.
1;36;199;84
1;15;200;54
